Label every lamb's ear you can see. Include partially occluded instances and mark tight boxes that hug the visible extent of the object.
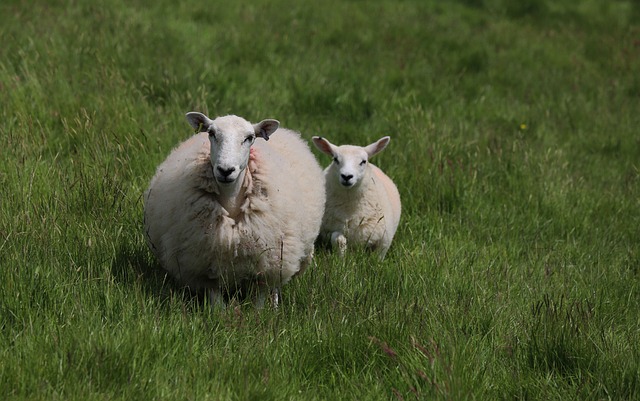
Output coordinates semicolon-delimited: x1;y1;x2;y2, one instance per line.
364;136;390;158
254;119;280;141
186;112;213;132
312;136;336;157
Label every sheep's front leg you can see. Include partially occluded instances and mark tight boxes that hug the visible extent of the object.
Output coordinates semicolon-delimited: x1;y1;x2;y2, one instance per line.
270;287;281;308
331;232;347;256
254;286;280;309
208;288;225;309
254;287;267;309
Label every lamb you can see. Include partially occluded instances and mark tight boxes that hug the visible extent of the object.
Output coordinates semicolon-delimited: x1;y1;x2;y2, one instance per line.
312;136;401;259
143;112;325;307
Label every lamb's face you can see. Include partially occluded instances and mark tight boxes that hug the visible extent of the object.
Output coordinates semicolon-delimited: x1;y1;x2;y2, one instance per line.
331;146;369;188
185;113;280;186
312;136;391;190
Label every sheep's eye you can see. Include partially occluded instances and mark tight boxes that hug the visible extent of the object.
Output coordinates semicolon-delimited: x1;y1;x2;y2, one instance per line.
243;135;255;144
333;157;339;165
208;130;216;139
360;160;367;166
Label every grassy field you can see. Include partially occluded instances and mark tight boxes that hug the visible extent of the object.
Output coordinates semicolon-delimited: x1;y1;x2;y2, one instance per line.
1;0;639;399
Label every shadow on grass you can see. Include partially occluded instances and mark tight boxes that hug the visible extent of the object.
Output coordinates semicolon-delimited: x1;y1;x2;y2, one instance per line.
109;239;200;308
109;238;280;309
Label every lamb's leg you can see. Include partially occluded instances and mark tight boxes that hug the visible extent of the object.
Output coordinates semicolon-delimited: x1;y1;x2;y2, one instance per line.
331;232;347;256
208;288;225;309
377;247;388;261
306;248;315;266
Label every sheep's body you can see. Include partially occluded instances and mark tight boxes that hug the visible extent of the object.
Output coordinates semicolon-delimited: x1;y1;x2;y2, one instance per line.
313;136;401;259
144;114;325;306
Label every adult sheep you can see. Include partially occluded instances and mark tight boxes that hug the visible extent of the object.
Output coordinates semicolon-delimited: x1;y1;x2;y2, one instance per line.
144;113;325;307
312;136;401;260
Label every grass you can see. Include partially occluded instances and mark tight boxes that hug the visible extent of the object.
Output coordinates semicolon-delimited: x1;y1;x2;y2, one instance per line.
1;0;639;399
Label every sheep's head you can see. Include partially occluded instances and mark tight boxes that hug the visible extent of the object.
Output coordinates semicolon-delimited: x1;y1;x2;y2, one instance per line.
312;136;390;189
186;112;279;185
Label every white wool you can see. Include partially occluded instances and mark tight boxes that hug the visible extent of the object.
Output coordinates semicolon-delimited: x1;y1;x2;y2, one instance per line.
312;136;401;259
144;114;325;306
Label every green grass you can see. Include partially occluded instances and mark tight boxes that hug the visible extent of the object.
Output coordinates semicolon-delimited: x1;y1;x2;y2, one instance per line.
1;0;639;399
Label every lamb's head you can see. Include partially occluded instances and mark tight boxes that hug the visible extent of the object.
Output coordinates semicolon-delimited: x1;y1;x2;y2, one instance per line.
312;136;390;189
186;112;279;185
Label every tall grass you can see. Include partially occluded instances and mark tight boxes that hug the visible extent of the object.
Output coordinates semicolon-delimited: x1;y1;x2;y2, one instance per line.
1;0;639;399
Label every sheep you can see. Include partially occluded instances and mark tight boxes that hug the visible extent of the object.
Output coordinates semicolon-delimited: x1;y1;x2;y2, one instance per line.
143;113;325;308
312;136;401;259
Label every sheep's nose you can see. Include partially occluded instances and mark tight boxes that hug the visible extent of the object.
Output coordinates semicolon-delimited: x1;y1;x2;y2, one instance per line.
217;166;236;177
341;174;353;182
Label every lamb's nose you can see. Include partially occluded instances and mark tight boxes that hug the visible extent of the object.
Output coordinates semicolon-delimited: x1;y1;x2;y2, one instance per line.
217;166;236;177
341;174;353;182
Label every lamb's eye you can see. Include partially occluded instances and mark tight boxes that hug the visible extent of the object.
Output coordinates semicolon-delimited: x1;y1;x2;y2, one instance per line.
360;160;366;166
333;157;339;165
208;130;216;139
243;135;255;144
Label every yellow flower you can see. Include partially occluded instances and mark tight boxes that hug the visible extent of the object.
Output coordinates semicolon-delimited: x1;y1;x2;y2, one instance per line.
519;123;527;130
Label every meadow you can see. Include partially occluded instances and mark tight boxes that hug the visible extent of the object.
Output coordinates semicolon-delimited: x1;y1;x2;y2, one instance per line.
1;0;639;399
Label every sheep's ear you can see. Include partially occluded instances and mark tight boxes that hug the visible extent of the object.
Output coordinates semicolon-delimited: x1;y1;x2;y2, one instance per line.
254;119;279;141
186;112;213;132
364;136;390;158
312;136;336;157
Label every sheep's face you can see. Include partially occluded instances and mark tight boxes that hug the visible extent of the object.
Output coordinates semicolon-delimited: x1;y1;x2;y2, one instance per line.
207;116;258;185
312;136;391;189
186;113;279;186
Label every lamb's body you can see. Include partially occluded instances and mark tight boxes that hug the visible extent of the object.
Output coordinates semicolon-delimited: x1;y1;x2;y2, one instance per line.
313;136;401;259
144;115;325;306
322;164;401;254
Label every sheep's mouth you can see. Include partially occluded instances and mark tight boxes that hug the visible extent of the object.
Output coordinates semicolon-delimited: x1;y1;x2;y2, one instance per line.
216;176;237;184
341;180;354;187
